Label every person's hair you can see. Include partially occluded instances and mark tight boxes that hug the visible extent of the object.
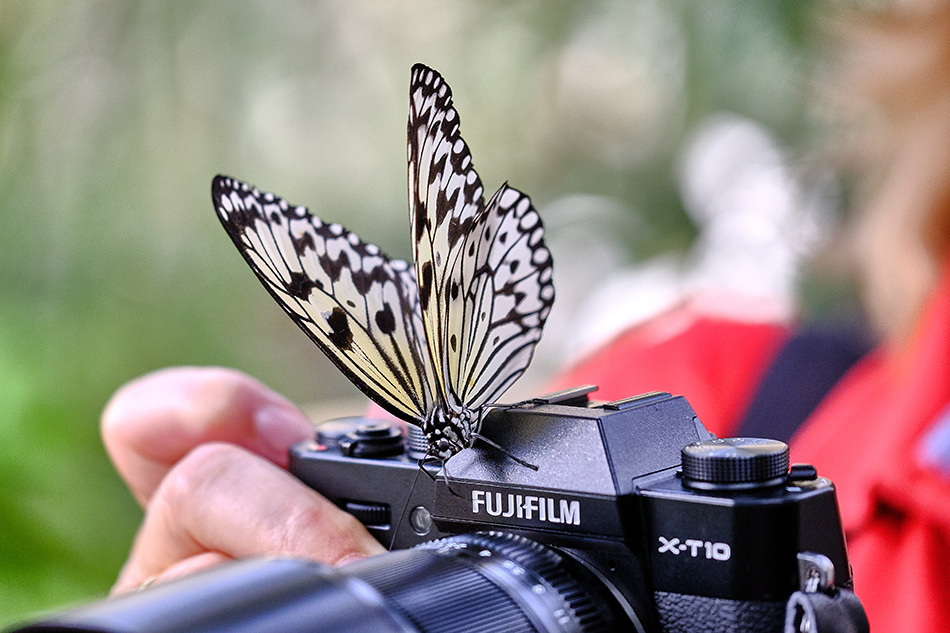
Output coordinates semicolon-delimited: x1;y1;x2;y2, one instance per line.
826;3;950;340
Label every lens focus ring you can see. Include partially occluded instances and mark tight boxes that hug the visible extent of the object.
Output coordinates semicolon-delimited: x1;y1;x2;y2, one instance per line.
344;532;617;633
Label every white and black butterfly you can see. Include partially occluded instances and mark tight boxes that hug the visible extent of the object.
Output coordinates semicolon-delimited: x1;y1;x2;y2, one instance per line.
212;64;554;463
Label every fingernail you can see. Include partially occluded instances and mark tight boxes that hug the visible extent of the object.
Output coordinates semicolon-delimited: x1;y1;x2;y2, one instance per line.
254;405;313;456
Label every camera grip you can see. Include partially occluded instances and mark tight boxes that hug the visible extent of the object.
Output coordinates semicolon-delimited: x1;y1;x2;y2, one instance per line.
653;591;786;633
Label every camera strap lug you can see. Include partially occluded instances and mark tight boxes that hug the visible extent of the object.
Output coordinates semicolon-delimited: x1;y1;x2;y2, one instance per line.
784;552;869;633
797;552;835;594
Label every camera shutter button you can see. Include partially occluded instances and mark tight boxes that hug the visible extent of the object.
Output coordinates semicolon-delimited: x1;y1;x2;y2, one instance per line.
681;438;789;490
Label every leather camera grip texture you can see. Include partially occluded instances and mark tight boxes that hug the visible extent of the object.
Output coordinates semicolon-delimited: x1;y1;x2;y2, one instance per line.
654;591;786;633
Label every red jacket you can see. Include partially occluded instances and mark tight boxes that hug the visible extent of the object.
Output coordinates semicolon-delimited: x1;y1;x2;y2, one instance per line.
554;272;950;631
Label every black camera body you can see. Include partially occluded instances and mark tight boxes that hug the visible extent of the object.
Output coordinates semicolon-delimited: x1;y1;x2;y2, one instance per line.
11;387;864;633
291;387;852;633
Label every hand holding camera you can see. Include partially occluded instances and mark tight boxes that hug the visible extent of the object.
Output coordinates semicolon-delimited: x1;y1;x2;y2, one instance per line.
98;367;385;594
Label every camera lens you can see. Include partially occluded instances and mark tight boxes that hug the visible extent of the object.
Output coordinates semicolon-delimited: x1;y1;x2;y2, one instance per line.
345;532;622;633
14;533;629;633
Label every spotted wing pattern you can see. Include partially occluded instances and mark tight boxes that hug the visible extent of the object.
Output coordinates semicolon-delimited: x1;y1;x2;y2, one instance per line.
212;176;436;423
453;184;555;408
213;64;554;446
408;64;554;411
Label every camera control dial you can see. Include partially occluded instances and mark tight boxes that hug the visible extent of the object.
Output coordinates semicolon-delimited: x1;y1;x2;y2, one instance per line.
337;422;405;458
681;438;790;490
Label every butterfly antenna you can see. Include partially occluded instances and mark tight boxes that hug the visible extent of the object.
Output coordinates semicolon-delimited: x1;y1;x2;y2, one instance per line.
491;396;543;410
393;465;436;541
471;432;539;471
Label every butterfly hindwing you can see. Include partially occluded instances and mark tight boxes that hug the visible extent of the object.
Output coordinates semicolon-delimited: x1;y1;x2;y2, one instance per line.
453;184;555;408
212;175;435;424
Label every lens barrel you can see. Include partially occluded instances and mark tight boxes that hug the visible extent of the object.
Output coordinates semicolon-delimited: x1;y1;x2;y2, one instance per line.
12;533;624;633
348;532;620;633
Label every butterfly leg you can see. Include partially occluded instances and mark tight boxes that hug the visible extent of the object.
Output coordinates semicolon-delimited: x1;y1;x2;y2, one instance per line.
439;462;464;499
417;451;465;498
416;455;440;482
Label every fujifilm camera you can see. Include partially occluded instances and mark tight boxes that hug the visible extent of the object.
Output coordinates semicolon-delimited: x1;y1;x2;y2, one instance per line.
12;387;868;633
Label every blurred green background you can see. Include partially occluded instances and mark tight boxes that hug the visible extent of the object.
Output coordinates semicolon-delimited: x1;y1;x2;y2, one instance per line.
0;0;824;624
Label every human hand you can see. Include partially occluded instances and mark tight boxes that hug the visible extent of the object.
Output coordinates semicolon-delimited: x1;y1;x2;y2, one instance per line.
101;366;385;594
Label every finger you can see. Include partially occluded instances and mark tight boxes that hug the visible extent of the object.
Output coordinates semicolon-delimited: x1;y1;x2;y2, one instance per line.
111;442;385;594
131;552;232;593
102;367;314;506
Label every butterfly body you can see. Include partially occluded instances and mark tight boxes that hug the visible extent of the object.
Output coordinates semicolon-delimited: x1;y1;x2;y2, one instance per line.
423;402;478;460
213;64;553;462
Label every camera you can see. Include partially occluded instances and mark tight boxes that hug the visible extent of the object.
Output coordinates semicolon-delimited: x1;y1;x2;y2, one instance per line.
10;387;868;633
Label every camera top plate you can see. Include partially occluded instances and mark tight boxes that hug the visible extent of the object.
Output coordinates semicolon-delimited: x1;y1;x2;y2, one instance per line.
448;391;713;496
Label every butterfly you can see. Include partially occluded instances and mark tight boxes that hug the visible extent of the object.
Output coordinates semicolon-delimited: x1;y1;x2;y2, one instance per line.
212;64;554;463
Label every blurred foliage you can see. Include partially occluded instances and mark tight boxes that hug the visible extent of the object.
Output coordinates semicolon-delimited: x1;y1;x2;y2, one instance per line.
0;0;820;624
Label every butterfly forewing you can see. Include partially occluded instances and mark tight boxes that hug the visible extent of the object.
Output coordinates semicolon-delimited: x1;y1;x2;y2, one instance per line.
408;64;486;405
407;64;555;413
212;176;435;423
